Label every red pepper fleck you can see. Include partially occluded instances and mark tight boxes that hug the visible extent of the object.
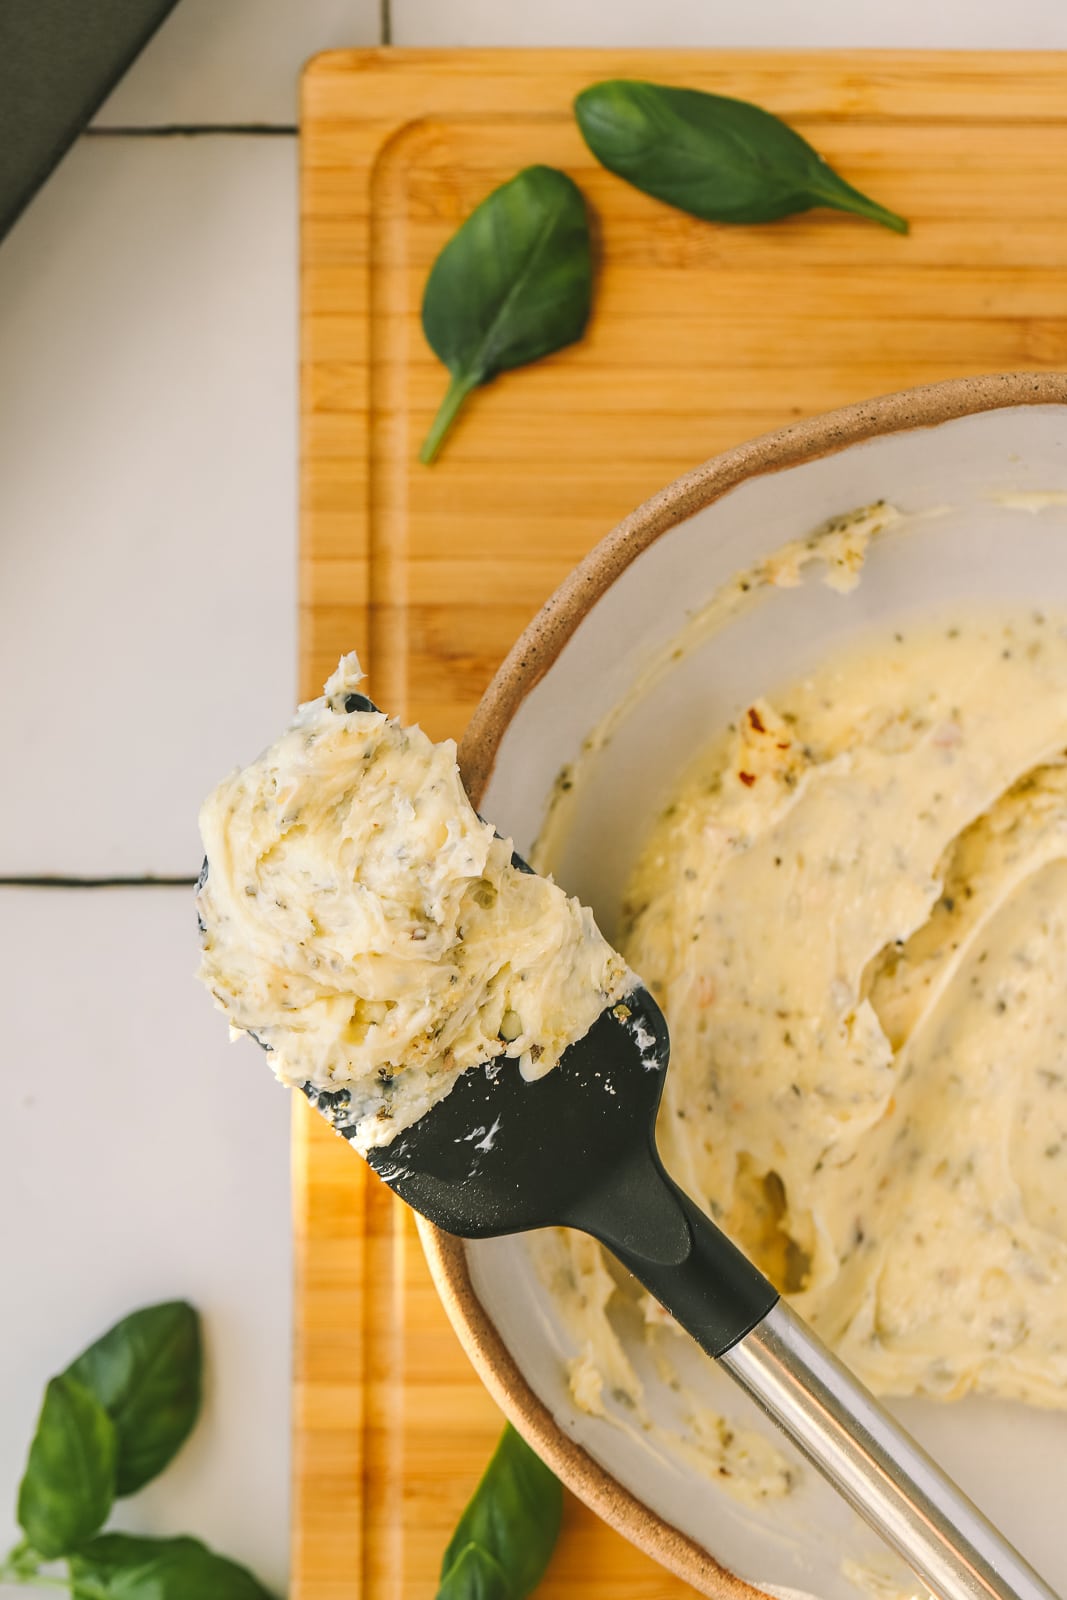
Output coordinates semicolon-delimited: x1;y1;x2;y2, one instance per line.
738;771;757;787
747;707;766;733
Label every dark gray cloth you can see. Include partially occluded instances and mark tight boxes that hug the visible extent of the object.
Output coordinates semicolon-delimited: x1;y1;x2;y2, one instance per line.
0;0;181;240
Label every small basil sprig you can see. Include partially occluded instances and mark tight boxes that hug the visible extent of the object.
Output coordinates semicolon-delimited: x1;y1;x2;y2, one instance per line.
436;1424;562;1600
420;165;593;464
575;80;908;234
2;1301;278;1599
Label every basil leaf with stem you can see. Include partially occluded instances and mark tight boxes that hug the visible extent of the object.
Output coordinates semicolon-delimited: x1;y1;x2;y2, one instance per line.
436;1424;562;1600
17;1376;117;1559
65;1301;201;1497
575;80;908;234
420;165;593;465
69;1533;278;1599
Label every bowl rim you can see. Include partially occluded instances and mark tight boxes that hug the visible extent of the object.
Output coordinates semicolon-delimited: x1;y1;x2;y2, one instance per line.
422;370;1067;1600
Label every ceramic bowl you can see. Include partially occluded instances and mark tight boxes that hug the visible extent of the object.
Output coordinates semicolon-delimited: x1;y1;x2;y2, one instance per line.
422;372;1067;1600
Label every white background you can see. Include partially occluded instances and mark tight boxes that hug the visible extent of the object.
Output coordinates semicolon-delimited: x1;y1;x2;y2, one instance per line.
3;1;1067;1595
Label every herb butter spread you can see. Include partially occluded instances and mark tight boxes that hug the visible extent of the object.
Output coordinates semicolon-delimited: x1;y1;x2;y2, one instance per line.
196;654;630;1152
550;610;1067;1415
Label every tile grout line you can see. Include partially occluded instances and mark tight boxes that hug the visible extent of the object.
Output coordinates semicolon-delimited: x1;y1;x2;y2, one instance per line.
85;11;398;142
85;124;297;138
0;876;198;889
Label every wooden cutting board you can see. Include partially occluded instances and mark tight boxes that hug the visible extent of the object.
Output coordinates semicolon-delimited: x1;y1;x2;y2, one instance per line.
296;47;1067;1599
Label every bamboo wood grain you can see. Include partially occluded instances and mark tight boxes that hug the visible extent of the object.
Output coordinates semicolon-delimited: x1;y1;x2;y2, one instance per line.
297;47;1067;1600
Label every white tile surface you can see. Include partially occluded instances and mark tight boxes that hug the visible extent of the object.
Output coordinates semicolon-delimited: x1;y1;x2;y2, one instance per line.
0;135;297;878
393;0;1067;47
96;0;380;127
0;888;291;1594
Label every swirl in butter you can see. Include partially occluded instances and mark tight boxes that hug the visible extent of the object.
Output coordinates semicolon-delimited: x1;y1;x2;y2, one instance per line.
541;608;1067;1450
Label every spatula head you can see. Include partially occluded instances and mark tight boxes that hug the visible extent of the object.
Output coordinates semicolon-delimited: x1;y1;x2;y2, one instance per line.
305;985;670;1238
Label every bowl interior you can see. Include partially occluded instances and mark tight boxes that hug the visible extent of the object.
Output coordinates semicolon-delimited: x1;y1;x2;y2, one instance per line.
467;401;1067;1599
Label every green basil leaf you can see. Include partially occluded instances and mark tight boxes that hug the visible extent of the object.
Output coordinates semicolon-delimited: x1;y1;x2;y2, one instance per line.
437;1425;562;1600
420;165;593;464
575;80;908;234
17;1375;117;1558
70;1533;278;1599
65;1301;201;1495
438;1543;513;1600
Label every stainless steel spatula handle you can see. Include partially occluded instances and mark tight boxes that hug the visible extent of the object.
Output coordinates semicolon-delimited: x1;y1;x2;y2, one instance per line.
577;1149;1059;1600
721;1302;1058;1600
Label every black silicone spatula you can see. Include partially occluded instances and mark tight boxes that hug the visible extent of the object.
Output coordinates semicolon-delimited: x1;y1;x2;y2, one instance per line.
239;692;1058;1600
